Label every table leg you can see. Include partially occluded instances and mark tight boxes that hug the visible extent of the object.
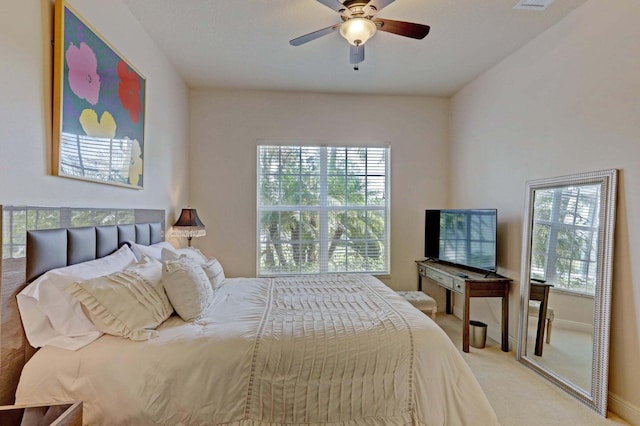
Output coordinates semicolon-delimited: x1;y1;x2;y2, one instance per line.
534;286;550;356
463;284;470;353
534;307;545;356
446;289;452;314
501;286;509;352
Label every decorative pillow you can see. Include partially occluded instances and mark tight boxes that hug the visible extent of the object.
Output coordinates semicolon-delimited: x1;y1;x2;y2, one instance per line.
131;241;176;261
65;256;173;341
161;246;208;264
162;257;214;321
17;245;137;350
162;247;225;290
201;258;226;289
116;255;171;309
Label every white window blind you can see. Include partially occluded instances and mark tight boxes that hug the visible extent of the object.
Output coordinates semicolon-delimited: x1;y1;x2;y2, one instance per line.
257;144;390;276
530;184;601;294
60;132;134;184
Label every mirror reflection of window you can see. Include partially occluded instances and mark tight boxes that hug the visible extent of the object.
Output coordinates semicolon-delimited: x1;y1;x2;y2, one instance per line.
530;184;601;295
439;210;496;269
1;206;136;260
60;132;134;184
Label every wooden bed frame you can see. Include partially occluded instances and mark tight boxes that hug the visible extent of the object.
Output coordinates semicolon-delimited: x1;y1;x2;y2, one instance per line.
0;206;165;405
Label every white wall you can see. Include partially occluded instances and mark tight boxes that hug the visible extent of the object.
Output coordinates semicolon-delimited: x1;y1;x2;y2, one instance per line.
548;291;594;330
451;0;640;420
189;89;450;294
0;0;190;225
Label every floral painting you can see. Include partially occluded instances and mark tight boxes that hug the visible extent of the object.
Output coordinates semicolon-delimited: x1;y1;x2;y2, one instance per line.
53;0;145;188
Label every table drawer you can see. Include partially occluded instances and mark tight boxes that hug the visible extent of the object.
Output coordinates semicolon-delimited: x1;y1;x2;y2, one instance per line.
421;266;454;289
452;278;465;295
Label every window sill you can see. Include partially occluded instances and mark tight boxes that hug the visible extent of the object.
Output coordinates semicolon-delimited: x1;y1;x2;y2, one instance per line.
550;287;595;299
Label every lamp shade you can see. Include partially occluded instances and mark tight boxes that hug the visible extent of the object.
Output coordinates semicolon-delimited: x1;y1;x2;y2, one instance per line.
173;208;206;242
339;18;377;46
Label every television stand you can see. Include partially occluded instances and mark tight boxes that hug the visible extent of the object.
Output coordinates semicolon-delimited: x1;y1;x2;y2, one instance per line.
415;260;512;353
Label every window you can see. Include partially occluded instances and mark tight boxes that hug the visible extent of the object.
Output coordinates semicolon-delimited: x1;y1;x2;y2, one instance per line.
2;206;134;259
257;144;390;276
530;184;601;294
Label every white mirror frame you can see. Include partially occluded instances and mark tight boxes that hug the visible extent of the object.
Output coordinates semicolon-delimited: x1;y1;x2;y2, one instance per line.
516;169;617;416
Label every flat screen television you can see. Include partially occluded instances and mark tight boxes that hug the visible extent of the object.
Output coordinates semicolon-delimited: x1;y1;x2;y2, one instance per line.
425;209;497;272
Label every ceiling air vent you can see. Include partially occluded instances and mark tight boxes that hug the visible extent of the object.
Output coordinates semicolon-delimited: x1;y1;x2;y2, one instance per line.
514;0;555;10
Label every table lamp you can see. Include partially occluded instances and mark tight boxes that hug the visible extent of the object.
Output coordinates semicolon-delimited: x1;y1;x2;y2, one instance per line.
172;208;206;246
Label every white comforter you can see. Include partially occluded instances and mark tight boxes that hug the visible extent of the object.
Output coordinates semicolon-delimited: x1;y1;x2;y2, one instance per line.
16;275;499;425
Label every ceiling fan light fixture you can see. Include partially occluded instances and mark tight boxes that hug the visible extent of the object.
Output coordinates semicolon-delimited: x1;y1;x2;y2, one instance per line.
339;18;377;45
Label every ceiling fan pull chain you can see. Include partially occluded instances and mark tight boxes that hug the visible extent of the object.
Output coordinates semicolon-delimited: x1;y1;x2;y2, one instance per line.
353;43;361;70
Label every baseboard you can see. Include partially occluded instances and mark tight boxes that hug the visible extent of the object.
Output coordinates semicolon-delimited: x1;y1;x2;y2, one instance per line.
449;306;637;423
608;391;640;424
453;306;462;319
552;318;592;334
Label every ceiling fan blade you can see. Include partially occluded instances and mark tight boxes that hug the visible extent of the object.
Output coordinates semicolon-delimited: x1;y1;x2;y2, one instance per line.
316;0;348;13
350;44;365;65
367;0;396;13
289;24;342;46
373;18;430;39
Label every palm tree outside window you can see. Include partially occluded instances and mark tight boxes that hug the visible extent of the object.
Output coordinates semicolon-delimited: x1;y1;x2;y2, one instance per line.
530;184;601;295
257;144;390;276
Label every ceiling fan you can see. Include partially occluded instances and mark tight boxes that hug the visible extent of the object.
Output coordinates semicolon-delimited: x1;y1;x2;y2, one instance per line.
289;0;430;70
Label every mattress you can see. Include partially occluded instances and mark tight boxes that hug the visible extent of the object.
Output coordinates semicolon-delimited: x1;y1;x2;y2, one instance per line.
16;275;499;425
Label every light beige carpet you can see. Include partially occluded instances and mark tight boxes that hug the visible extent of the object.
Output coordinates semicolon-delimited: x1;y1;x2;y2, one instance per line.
436;314;628;426
525;318;592;390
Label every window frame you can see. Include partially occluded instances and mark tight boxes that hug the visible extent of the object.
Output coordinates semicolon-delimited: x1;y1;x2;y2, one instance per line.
530;184;601;295
256;143;390;277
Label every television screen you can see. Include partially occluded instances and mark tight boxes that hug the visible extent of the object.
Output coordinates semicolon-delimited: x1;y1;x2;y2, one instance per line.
425;209;497;272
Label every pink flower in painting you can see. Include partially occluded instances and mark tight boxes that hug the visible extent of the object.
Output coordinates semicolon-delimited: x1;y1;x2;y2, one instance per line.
65;42;101;105
117;61;142;124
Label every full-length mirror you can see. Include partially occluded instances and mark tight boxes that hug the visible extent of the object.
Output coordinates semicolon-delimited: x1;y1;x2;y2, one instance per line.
517;169;617;416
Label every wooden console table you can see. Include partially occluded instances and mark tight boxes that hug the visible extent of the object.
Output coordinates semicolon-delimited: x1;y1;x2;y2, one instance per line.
416;260;512;353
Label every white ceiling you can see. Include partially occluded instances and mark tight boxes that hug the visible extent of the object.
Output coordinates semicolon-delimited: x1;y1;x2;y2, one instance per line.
122;0;587;96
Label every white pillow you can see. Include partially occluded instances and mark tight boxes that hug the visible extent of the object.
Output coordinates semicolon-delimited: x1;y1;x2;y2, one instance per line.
162;257;213;321
161;246;207;264
201;258;225;289
130;241;176;261
65;256;173;341
17;245;137;350
162;247;225;289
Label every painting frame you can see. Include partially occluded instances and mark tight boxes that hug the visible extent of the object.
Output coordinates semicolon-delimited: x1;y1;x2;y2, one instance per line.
52;0;146;189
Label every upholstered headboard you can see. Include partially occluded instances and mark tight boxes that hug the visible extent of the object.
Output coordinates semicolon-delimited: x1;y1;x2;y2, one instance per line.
26;223;163;282
0;206;165;405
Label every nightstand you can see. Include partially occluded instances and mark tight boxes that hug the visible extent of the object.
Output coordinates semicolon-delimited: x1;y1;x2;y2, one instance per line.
0;401;81;426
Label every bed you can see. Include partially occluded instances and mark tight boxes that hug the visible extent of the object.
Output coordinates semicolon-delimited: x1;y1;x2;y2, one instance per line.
1;207;499;425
